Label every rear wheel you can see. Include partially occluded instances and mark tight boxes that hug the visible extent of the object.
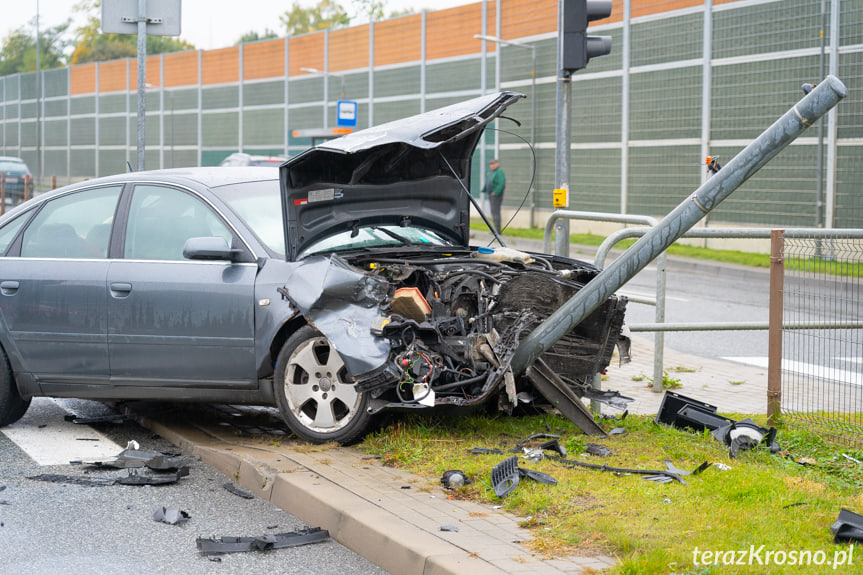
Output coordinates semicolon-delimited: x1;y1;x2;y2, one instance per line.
273;326;373;444
0;345;30;427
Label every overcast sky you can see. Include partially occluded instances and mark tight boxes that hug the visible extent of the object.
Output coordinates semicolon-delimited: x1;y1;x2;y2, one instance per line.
3;0;476;53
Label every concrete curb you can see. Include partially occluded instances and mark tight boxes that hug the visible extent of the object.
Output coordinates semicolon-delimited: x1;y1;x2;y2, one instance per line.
131;413;610;575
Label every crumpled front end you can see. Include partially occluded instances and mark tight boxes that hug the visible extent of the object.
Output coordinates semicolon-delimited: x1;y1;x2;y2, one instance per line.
277;246;628;423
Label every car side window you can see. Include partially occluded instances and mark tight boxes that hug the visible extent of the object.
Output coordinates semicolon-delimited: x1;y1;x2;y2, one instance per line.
20;186;122;259
0;211;30;255
124;185;233;261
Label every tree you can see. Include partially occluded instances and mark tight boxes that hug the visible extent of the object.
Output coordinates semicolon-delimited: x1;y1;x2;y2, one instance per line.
235;30;279;45
69;0;195;65
280;0;351;36
352;0;387;22
0;20;72;76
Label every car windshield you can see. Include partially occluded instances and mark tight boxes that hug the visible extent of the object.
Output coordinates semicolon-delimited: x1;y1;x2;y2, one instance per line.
298;225;455;258
210;179;285;257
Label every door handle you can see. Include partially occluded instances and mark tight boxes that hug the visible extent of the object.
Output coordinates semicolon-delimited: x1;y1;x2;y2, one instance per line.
0;280;19;295
109;282;132;298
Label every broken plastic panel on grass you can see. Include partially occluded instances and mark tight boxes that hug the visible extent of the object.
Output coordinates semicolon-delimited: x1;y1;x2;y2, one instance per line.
656;391;780;458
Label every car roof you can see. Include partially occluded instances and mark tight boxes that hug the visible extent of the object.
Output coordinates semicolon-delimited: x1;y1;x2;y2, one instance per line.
54;167;279;192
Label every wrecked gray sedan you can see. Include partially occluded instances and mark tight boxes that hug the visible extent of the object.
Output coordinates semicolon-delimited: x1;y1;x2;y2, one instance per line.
0;92;627;444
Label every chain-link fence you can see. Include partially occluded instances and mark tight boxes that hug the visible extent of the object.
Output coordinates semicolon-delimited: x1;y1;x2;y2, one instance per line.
780;236;863;447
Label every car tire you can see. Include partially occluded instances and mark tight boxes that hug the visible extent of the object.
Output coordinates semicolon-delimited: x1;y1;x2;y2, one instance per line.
273;326;374;444
0;345;30;427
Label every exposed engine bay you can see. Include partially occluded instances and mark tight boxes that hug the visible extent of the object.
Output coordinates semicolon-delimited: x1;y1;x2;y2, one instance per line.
280;244;629;418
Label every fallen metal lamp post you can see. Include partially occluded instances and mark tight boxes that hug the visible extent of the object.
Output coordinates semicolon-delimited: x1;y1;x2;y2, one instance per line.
511;75;848;377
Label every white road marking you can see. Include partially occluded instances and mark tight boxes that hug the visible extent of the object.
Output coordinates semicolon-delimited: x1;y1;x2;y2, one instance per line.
1;398;124;465
723;356;862;386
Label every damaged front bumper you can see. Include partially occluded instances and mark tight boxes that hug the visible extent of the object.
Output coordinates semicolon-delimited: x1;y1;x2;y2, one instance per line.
278;248;629;427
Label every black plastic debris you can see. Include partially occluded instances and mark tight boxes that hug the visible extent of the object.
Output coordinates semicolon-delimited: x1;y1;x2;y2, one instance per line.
656;391;780;457
116;466;190;486
656;391;732;431
82;448;191;471
580;388;634;411
491;455;558;497
831;509;863;543
518;467;557;486
441;470;469;490
551;457;707;485
196;527;329;554
153;507;190;525
223;481;255;499
467;447;505;455
27;474;116;487
585;443;612;457
491;456;521;497
600;410;628;421
538;439;567;458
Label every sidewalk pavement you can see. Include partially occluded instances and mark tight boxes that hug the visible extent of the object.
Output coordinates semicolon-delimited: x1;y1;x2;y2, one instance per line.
130;236;769;575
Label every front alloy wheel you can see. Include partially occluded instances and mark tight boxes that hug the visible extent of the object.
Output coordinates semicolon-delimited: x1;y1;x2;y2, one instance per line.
274;326;373;444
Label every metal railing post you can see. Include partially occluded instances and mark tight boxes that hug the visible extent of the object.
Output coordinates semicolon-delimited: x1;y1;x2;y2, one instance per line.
767;229;784;425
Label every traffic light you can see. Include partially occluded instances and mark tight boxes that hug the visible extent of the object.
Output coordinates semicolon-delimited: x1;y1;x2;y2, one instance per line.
562;0;613;75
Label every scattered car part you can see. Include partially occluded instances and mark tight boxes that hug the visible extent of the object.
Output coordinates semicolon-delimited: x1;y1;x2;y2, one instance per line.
601;410;628;421
440;525;459;532
223;481;255;499
467;447;504;455
441;470;469;489
655;391;730;431
28;474;118;487
585;443;612;457
524;359;606;436
116;466;190;485
153;507;190;525
656;391;780;457
491;455;558;497
82;447;191;471
608;428;626;436
491;456;521;497
539;439;567;458
196;527;329;554
712;419;779;458
551;457;699;485
576;387;633;411
518;467;557;486
515;433;560;449
831;509;863;543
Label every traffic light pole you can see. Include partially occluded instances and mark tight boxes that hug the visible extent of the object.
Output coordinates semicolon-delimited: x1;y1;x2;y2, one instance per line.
554;0;572;258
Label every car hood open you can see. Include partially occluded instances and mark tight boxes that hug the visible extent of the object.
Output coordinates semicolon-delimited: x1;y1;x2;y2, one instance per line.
280;91;524;260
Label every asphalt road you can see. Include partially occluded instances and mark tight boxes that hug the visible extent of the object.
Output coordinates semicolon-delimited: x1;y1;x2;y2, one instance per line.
0;398;388;575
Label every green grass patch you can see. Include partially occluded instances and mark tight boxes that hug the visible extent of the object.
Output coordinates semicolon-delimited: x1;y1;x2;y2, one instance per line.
361;412;863;573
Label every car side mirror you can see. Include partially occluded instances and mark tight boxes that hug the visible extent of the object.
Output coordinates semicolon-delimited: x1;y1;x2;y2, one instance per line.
183;236;237;261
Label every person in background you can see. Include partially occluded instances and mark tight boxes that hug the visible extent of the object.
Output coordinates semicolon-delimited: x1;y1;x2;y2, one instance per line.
485;158;505;233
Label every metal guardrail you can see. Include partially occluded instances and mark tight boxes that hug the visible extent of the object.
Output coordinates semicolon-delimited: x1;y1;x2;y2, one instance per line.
543;211;863;395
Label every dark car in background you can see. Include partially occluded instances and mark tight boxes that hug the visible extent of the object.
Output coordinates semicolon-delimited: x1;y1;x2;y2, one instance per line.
219;152;287;167
0;157;32;204
0;92;627;444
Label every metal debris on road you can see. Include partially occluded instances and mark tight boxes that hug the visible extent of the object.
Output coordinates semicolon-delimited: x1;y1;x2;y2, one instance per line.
153;507;190;525
196;527;330;554
223;481;255;499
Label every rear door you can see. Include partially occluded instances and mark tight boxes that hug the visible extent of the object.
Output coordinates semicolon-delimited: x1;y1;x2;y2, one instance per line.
0;185;122;387
106;184;258;388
